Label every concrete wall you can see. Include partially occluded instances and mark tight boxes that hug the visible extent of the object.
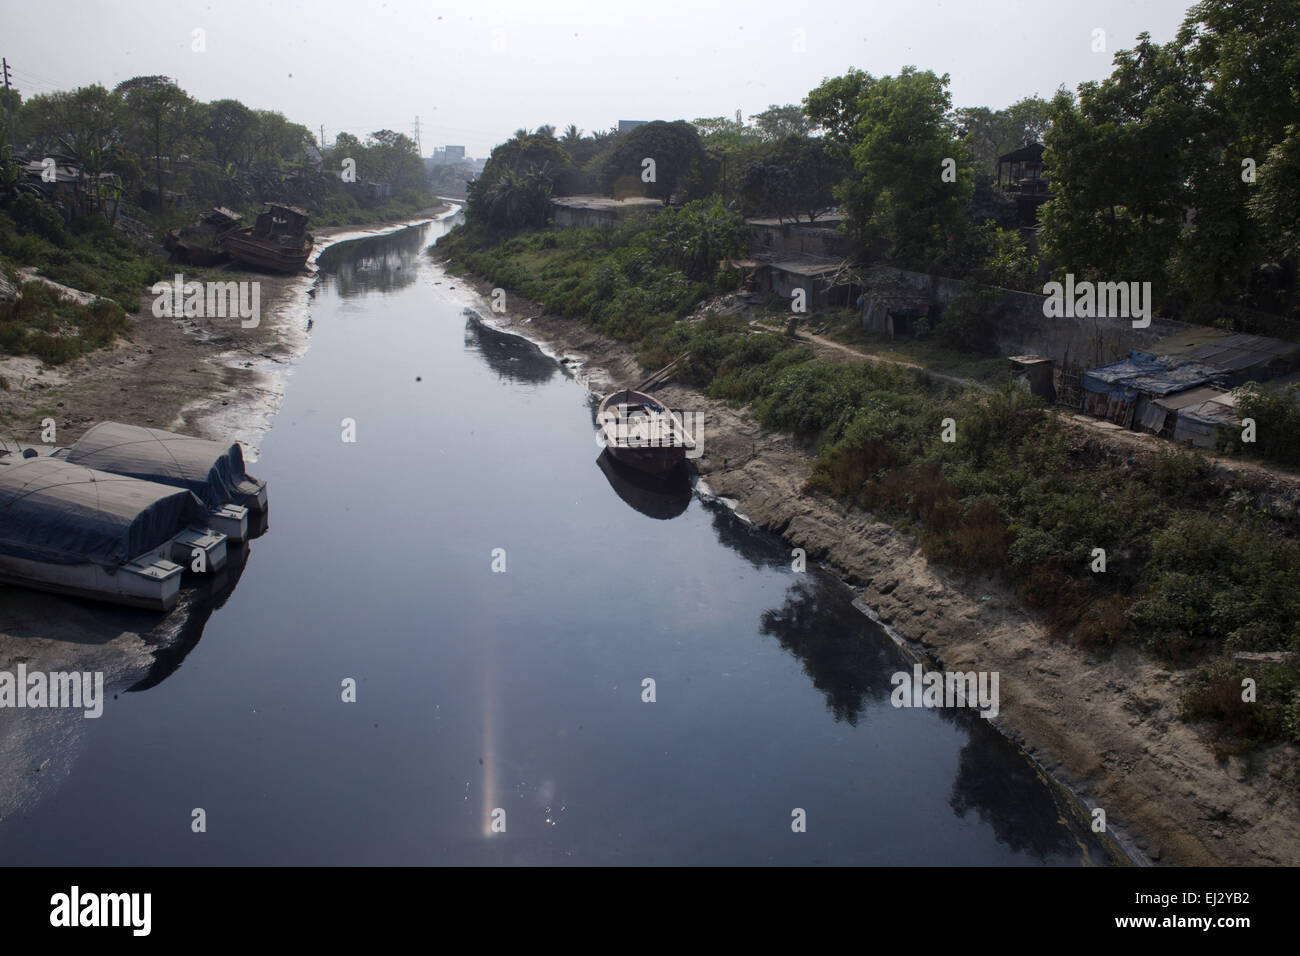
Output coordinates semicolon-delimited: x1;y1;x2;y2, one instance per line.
858;264;1193;365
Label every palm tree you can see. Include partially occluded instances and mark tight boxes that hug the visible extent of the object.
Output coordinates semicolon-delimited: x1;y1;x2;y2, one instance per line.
561;124;582;146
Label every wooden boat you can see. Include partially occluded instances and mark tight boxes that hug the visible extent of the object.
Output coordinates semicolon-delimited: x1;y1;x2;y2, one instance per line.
597;388;695;478
0;458;229;610
164;207;242;265
222;202;314;273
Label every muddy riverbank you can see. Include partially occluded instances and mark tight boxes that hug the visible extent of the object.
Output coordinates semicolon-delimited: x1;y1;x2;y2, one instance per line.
0;205;452;457
440;263;1300;867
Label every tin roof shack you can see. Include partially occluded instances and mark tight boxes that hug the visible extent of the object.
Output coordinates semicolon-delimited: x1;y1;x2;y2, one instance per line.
746;212;849;258
1010;355;1056;402
1080;351;1223;429
762;257;858;311
997;143;1051;226
1153;331;1300;386
1149;386;1240;448
21;160;121;220
550;195;662;228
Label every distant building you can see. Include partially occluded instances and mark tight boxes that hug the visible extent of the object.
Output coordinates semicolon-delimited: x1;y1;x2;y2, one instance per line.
745;211;848;258
997;142;1052;226
618;120;648;134
444;145;466;163
550;195;662;227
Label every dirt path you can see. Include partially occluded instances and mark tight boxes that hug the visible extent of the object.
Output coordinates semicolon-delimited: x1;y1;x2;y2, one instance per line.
451;271;1300;867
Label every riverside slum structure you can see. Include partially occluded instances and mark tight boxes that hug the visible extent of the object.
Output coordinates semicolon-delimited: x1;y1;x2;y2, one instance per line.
1072;329;1300;448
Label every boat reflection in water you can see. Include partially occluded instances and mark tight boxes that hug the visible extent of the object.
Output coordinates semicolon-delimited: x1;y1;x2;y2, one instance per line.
595;448;693;520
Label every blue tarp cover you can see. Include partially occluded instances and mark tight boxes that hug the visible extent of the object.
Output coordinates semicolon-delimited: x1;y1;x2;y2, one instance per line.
65;421;260;512
0;458;206;566
1081;350;1221;398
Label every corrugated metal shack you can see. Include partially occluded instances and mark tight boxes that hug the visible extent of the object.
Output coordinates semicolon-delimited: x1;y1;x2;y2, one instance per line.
1080;351;1223;429
1154;331;1300;385
1149;386;1240;448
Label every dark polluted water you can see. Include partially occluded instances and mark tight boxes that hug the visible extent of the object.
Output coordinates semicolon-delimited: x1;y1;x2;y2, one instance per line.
0;219;1114;865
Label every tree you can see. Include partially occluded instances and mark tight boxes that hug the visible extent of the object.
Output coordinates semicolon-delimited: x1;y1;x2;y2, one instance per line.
115;75;199;212
600;120;706;203
205;98;256;169
751;104;811;141
843;68;973;266
804;68;875;159
1039;35;1196;295
1249;127;1300;261
742;135;843;222
21;85;123;219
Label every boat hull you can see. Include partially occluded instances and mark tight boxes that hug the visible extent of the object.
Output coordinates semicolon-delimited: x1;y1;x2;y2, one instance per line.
0;547;184;611
222;233;314;273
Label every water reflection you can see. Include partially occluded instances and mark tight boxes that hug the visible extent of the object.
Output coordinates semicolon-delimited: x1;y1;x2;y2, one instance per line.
314;223;430;297
463;312;558;385
949;728;1106;863
595;449;692;520
129;542;253;692
758;575;900;725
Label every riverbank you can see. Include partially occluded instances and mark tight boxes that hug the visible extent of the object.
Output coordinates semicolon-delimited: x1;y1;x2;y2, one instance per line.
442;265;1300;867
0;204;453;456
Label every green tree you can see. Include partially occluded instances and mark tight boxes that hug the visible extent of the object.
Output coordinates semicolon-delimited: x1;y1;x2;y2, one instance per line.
845;67;973;266
1039;35;1196;295
751;104;811;141
601;120;707;203
115;75;200;213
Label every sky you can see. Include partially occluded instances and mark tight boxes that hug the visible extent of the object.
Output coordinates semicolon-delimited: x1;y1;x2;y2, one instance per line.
5;0;1197;157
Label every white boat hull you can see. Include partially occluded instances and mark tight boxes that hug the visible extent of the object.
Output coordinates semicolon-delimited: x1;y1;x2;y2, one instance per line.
0;545;184;611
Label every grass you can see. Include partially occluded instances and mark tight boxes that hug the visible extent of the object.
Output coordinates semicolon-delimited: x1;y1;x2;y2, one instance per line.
0;280;130;364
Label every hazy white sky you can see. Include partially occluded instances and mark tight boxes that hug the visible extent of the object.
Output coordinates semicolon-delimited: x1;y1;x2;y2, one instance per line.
6;0;1195;156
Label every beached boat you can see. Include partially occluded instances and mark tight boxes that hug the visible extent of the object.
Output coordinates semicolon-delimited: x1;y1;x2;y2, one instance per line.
0;458;228;610
57;421;268;542
164;206;242;266
221;202;314;273
597;388;695;478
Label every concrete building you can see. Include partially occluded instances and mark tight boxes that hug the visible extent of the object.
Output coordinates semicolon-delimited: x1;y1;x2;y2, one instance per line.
550;195;662;227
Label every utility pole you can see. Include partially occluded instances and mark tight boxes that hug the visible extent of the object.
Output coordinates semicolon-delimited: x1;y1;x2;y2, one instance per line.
2;58;15;146
320;124;326;148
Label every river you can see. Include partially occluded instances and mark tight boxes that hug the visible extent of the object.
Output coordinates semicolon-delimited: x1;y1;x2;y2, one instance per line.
0;215;1114;865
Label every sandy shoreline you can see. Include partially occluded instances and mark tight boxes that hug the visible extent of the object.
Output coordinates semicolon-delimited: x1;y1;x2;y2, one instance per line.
439;264;1300;867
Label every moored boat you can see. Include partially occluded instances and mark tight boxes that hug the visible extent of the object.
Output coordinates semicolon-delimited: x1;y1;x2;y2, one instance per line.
0;458;227;610
596;388;695;478
58;421;268;541
222;202;314;273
